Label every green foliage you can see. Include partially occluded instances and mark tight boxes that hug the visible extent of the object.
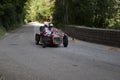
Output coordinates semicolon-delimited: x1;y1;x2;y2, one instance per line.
0;0;27;31
24;0;55;22
54;0;120;29
1;0;120;30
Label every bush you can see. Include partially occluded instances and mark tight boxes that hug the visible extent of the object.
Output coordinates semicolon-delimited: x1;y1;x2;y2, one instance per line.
112;24;120;30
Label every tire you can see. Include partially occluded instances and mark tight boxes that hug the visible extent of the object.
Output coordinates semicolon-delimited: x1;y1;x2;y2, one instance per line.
63;36;68;47
42;37;47;48
35;34;40;45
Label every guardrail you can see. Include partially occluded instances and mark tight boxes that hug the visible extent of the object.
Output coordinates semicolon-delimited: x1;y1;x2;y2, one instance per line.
62;25;120;47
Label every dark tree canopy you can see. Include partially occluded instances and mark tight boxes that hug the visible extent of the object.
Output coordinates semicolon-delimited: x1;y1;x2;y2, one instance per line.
0;0;120;30
0;0;27;30
54;0;120;29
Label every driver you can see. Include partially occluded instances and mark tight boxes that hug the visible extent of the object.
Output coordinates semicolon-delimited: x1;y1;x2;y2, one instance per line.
41;22;52;36
49;23;54;32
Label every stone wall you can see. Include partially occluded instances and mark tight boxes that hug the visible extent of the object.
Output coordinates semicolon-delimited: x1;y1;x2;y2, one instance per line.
63;25;120;47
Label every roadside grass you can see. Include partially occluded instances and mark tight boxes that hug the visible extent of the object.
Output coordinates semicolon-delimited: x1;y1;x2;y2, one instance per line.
0;29;6;37
0;23;23;37
0;74;5;80
7;23;23;32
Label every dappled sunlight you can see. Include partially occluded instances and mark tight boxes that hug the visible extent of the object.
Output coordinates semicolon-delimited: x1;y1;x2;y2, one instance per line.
24;0;55;23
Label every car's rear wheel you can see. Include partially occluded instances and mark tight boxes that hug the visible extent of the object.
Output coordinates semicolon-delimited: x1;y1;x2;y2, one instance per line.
35;34;40;45
42;37;47;48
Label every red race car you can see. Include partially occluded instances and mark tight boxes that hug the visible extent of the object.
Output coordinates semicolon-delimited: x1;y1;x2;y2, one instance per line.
35;26;68;48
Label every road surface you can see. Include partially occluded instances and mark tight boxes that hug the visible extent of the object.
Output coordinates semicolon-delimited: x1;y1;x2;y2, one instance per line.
0;22;120;80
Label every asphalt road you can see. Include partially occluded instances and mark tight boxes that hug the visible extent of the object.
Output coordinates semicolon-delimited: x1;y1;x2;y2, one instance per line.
0;22;120;80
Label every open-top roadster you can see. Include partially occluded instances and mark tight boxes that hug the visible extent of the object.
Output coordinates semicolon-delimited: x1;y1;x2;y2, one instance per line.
35;26;68;48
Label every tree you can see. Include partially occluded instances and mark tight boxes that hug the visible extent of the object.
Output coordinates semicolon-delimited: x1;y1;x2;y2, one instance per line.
24;0;55;22
0;0;27;30
54;0;120;29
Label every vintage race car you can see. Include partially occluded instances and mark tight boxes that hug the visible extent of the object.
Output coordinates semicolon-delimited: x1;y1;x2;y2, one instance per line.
35;27;68;48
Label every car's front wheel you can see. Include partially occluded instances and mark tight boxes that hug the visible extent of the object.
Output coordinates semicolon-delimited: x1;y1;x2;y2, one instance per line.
63;36;68;47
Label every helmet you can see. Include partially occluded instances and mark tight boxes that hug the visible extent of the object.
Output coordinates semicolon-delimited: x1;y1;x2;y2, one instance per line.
49;23;53;27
